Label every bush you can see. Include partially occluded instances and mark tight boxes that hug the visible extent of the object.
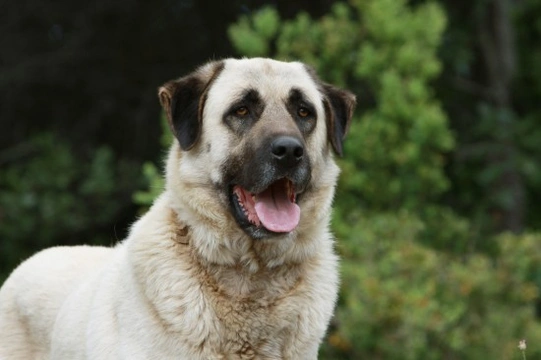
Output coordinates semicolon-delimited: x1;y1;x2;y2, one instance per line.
324;211;541;359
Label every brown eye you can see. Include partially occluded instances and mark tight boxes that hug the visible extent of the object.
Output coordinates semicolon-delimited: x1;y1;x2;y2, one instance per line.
235;106;248;116
298;107;310;118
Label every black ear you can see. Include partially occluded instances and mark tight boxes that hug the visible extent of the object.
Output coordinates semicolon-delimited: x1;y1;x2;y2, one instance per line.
322;84;356;156
158;61;224;151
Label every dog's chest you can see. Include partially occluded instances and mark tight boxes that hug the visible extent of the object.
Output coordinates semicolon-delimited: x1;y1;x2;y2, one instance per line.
208;295;294;359
217;300;280;357
200;269;302;359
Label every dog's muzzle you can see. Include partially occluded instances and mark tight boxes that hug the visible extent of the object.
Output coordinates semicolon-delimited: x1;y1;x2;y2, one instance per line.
228;134;311;239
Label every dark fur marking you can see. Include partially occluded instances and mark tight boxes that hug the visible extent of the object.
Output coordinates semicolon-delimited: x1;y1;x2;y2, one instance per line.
159;62;225;151
321;83;356;156
302;64;356;156
170;78;205;150
285;88;317;135
223;89;265;135
222;133;312;240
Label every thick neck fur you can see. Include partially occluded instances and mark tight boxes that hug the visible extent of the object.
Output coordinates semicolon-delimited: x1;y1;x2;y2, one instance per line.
128;200;307;300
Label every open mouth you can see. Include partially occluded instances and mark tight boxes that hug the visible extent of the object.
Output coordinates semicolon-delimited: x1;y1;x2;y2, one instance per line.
232;178;300;234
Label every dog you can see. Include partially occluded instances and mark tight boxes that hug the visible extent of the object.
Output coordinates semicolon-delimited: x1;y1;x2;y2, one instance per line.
0;58;356;359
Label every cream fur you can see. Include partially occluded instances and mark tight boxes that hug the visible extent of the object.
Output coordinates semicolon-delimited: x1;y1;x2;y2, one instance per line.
0;58;353;359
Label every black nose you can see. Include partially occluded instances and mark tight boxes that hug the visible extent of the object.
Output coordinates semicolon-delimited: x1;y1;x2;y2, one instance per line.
271;136;304;168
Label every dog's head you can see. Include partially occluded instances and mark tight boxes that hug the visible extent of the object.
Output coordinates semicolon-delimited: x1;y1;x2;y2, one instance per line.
159;58;355;240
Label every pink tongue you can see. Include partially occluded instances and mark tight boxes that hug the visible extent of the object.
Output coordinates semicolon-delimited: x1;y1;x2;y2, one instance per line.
254;184;300;233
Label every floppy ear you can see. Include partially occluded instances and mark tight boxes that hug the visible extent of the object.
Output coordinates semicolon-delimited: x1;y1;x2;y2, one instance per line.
322;83;356;156
158;61;224;151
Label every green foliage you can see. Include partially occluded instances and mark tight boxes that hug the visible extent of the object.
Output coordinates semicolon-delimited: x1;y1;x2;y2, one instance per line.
326;213;541;359
0;133;141;282
228;7;280;57
349;0;452;211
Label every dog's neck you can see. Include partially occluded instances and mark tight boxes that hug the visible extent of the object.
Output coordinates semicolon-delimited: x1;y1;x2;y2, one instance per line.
166;200;323;272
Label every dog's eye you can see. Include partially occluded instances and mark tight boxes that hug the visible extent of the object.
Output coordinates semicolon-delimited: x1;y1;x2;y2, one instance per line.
298;107;310;118
235;106;249;117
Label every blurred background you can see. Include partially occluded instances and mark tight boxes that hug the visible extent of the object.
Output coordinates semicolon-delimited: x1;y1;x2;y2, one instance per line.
1;0;541;358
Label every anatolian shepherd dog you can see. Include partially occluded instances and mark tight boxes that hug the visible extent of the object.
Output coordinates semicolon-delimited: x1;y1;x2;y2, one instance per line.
0;58;356;359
